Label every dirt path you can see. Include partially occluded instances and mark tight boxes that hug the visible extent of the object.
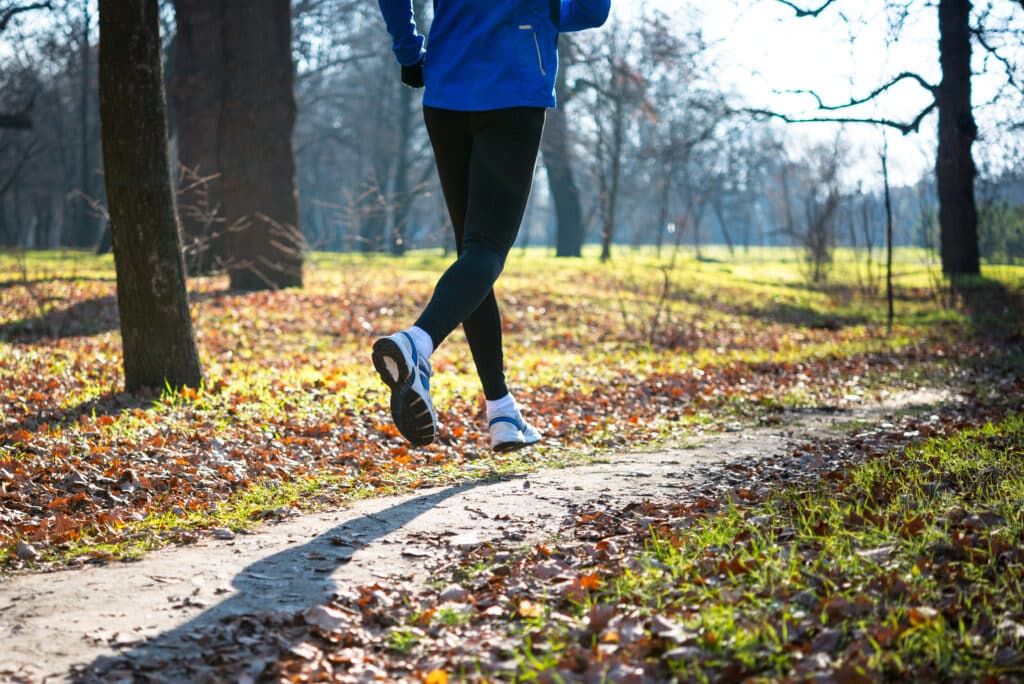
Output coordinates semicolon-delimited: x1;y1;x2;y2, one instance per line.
0;391;953;683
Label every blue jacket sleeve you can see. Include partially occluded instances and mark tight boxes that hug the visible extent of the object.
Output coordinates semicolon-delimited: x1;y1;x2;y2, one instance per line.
557;0;611;32
377;0;425;66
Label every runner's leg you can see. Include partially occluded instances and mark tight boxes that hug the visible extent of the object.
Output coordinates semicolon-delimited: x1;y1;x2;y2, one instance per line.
417;106;545;399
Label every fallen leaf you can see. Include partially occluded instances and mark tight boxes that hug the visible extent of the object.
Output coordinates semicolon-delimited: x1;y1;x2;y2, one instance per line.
303;604;350;632
908;606;940;626
15;540;39;562
424;670;448;684
518;600;544;618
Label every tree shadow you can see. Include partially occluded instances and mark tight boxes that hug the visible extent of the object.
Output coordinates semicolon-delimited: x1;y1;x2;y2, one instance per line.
2;390;158;437
0;290;227;343
68;483;483;682
952;276;1024;341
735;299;871;331
0;275;117;292
0;295;120;342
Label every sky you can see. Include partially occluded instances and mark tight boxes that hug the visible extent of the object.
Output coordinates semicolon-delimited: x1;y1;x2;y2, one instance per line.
615;0;1023;188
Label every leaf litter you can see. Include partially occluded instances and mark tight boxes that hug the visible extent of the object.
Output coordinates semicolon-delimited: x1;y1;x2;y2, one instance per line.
2;253;1022;680
71;402;1024;683
5;256;1012;567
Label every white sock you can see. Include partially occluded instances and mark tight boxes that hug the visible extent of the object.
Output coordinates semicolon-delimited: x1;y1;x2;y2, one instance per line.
405;325;434;359
486;393;517;419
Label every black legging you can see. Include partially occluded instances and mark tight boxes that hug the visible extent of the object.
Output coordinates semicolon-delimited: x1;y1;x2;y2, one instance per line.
414;105;546;401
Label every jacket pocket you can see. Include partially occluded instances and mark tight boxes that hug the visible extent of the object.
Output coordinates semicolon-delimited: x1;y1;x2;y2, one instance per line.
518;24;547;76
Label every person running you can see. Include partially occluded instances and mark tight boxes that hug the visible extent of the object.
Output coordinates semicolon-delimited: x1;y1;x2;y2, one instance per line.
373;0;611;451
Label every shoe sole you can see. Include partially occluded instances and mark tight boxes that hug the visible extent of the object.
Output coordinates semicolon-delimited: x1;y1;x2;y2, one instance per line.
493;439;529;454
492;434;542;454
372;338;436;447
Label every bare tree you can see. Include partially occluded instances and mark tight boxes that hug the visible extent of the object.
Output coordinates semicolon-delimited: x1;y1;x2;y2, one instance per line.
542;39;586;257
169;0;303;289
749;0;1024;278
72;0;96;248
772;139;845;285
0;2;52;137
98;0;201;390
169;0;226;274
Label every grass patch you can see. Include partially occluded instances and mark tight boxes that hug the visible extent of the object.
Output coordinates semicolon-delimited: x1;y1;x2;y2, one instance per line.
508;414;1024;681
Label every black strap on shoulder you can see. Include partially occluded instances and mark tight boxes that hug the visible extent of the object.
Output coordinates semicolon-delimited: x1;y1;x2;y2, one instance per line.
550;0;560;25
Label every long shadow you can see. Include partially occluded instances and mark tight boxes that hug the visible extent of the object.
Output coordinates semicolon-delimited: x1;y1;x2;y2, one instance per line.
0;290;231;343
0;275;117;292
70;482;482;682
0;295;120;342
953;276;1024;341
735;299;871;330
1;390;157;439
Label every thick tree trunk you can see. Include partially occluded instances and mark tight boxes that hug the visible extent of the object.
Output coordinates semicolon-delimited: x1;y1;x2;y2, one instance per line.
936;0;980;277
220;0;303;290
543;42;585;258
170;0;227;275
98;0;202;391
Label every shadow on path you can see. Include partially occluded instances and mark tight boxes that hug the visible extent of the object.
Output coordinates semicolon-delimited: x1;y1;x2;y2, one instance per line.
70;483;481;682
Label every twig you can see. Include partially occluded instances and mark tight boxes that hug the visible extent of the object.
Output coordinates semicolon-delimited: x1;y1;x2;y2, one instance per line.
741;101;937;136
772;0;841;18
0;2;51;32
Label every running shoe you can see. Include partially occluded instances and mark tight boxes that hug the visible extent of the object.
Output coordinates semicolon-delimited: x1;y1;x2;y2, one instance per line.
488;411;542;453
372;332;438;447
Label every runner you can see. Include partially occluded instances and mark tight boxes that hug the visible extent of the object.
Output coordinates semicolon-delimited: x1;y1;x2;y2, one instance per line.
373;0;611;451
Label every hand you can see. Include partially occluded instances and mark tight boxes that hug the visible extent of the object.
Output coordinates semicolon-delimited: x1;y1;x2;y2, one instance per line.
401;58;425;89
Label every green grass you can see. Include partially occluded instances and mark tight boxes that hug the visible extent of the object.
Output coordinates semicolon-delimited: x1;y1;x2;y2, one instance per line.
513;414;1024;681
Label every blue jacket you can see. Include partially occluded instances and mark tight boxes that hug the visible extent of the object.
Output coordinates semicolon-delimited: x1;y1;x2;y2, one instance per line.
378;0;611;111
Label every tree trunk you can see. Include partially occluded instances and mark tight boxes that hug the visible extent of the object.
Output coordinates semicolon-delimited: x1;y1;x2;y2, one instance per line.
600;92;624;262
543;42;585;258
710;197;737;255
390;83;414;256
883;142;895;330
76;0;97;249
98;0;202;391
170;0;227;275
220;0;303;290
388;0;430;255
936;0;979;277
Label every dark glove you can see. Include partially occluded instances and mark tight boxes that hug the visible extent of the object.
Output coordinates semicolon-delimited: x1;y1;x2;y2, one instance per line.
401;58;425;89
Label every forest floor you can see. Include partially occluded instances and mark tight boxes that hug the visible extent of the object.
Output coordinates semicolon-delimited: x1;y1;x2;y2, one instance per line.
0;389;960;682
1;248;1022;681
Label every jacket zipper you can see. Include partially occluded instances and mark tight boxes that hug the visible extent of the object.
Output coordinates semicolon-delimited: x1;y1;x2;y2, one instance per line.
519;24;547;76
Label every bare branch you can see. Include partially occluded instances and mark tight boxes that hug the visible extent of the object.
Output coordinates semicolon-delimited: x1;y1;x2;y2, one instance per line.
972;27;1024;98
742;101;937;135
0;139;42;195
781;71;937;111
297;52;379;82
0;2;51;32
772;0;842;18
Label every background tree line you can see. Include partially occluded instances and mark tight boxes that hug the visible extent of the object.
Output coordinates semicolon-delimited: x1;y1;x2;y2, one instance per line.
1;0;1023;283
